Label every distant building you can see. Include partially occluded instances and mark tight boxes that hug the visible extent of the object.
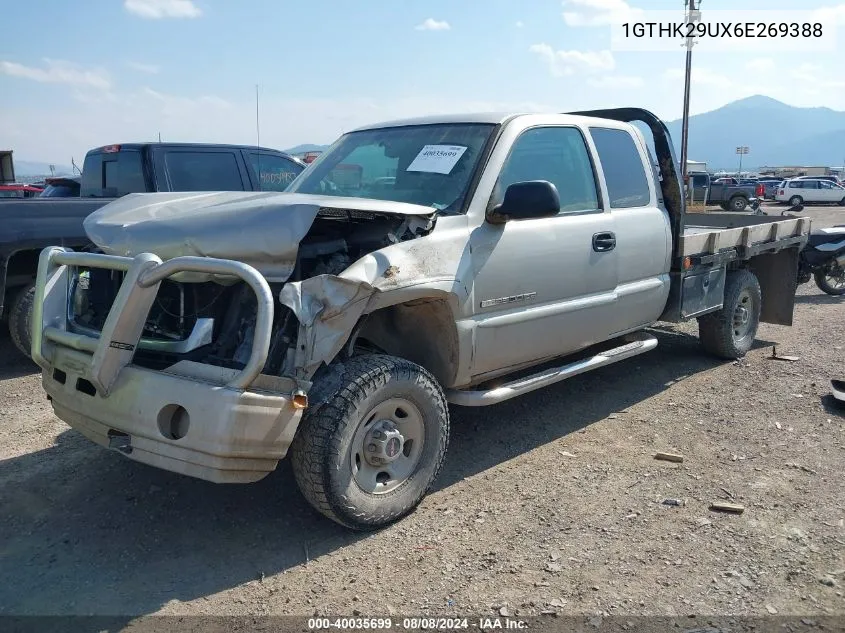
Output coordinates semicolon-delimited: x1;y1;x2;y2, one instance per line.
687;160;707;173
758;165;837;178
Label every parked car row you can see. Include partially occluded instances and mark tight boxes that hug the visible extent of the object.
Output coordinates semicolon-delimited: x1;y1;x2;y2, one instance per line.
689;172;845;206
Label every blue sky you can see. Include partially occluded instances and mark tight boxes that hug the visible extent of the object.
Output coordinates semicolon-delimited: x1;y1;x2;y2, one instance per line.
1;0;844;163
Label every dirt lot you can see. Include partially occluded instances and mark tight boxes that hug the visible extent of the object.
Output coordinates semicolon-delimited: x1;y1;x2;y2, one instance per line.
1;205;843;619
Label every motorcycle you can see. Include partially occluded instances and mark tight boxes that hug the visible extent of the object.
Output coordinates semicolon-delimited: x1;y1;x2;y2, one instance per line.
797;217;845;296
756;203;845;295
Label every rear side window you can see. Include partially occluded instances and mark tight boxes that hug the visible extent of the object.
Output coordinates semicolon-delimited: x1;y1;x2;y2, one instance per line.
589;127;651;208
80;150;147;197
164;151;244;191
247;153;303;191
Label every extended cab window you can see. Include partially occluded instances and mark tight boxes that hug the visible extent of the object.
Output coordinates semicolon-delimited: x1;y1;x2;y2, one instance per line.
492;126;599;214
248;153;303;191
80;149;147;197
165;151;244;191
589;127;651;208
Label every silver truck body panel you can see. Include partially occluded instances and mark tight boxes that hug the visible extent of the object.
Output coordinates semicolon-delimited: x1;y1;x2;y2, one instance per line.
681;213;811;257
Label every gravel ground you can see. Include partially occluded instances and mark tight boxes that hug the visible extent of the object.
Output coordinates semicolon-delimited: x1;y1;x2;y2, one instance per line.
0;205;843;618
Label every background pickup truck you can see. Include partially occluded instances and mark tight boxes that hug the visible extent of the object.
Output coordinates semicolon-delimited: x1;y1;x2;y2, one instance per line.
31;108;810;531
1;142;305;356
701;176;763;211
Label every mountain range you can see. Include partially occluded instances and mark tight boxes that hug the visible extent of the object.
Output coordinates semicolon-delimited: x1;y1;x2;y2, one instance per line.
665;95;845;170
13;95;844;176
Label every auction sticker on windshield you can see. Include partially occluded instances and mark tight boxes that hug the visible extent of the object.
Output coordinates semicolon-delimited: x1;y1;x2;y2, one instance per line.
406;145;468;175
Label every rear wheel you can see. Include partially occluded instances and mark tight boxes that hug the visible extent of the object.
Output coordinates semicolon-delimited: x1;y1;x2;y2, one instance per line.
814;264;845;295
8;282;35;359
789;195;803;207
729;196;748;212
698;270;761;359
290;355;450;530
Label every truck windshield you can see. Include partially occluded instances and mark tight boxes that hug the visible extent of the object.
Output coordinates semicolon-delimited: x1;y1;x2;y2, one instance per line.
288;123;496;212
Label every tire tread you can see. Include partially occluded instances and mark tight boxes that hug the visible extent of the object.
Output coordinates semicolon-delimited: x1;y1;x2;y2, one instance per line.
698;269;761;360
290;354;449;531
8;282;35;359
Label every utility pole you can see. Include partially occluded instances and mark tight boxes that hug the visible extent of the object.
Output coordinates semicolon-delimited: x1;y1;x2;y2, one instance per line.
679;0;701;191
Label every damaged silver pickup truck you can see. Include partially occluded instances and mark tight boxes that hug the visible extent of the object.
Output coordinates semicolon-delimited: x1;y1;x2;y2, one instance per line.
31;108;810;530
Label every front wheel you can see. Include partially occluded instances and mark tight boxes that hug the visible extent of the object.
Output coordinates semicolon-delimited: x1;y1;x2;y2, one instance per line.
698;269;762;359
814;265;845;295
8;282;35;359
290;355;450;530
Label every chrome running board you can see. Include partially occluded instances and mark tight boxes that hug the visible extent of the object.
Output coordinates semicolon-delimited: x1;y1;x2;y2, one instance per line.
446;332;658;407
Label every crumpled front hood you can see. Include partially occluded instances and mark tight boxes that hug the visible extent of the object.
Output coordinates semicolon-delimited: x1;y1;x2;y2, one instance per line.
83;191;435;282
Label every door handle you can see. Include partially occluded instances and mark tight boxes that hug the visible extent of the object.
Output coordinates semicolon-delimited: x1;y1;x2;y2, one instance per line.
592;232;616;252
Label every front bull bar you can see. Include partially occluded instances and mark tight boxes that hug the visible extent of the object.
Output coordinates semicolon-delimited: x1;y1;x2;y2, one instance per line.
31;247;275;396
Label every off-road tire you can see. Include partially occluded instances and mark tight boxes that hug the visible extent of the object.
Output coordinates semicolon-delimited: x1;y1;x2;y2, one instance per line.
290;354;450;530
789;195;803;207
8;282;35;359
729;196;748;212
697;269;761;359
814;268;845;296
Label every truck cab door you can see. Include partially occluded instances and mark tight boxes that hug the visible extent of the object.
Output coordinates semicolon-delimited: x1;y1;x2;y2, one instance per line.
586;125;672;334
468;125;619;379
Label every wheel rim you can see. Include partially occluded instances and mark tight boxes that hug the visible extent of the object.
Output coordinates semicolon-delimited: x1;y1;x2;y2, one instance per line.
732;289;755;341
350;397;425;495
732;198;745;210
790;197;801;206
823;265;845;290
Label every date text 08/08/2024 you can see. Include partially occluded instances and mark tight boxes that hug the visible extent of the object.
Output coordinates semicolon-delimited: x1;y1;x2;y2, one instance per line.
307;617;530;630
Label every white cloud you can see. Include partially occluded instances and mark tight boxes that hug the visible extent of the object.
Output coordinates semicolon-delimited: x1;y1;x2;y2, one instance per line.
789;63;845;90
124;0;202;19
127;61;160;74
0;90;557;164
745;58;776;73
587;75;643;89
415;18;450;31
530;43;615;76
562;0;643;27
0;58;111;90
663;67;733;89
515;20;524;28
811;4;845;25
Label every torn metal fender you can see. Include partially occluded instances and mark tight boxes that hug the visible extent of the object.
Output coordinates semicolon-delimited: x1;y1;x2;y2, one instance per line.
279;226;472;380
279;276;377;378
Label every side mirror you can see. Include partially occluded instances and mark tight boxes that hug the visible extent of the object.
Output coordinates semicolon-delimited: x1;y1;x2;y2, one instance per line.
488;181;560;224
